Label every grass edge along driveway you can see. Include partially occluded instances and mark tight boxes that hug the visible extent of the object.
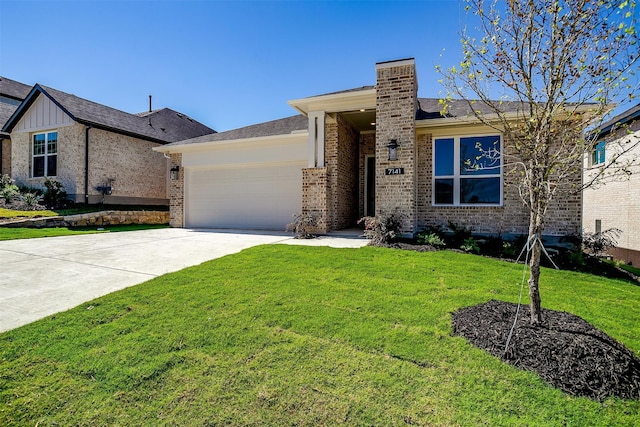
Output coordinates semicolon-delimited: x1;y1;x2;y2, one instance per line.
1;245;638;426
0;224;168;241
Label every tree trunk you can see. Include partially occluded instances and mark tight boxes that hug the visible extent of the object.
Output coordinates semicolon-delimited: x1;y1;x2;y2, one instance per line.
528;210;544;325
528;232;543;325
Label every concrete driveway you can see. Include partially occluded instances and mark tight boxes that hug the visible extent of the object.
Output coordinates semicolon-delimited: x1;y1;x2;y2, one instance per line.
0;228;367;332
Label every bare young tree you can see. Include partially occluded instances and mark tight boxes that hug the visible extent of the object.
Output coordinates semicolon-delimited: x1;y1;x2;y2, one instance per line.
440;0;639;324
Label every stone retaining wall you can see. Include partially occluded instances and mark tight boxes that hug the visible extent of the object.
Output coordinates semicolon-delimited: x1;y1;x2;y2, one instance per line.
0;211;169;228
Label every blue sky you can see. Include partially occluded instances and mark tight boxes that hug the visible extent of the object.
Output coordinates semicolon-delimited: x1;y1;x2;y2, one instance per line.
1;0;468;131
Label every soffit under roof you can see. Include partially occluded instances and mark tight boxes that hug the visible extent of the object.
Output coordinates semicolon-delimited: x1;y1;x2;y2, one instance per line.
288;87;377;115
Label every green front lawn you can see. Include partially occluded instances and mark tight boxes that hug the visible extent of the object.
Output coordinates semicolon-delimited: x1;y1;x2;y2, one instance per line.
0;224;169;241
1;246;638;426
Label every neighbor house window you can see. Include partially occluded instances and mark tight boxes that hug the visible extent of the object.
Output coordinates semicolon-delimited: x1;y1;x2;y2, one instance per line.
433;135;502;206
592;141;606;165
32;131;57;177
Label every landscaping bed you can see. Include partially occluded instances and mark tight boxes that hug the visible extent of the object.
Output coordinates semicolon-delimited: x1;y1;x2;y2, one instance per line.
452;300;640;401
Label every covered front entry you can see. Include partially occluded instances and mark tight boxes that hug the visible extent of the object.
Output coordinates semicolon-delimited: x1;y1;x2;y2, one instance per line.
185;162;305;229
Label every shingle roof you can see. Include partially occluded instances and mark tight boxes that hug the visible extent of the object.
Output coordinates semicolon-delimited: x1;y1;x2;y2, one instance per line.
0;103;18;137
0;77;32;101
314;85;375;97
2;84;216;144
416;98;527;119
595;103;640;138
164;97;529;148
165;115;308;147
0;77;32;136
159;88;540;149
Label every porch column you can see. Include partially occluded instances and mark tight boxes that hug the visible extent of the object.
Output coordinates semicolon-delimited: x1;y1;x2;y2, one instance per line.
308;111;325;168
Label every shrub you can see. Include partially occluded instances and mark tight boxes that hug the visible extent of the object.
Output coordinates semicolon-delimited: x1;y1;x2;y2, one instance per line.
358;210;406;246
285;212;320;239
583;228;622;257
0;173;14;189
461;237;481;254
416;231;446;248
42;178;67;208
446;221;473;248
474;235;502;257
20;192;42;209
1;183;19;203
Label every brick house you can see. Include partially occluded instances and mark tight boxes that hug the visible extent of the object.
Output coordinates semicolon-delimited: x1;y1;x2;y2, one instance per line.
1;79;215;205
155;58;583;238
583;103;640;265
0;77;32;175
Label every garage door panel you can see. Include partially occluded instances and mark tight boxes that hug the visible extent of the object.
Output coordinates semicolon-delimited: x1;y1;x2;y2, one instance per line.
186;162;304;229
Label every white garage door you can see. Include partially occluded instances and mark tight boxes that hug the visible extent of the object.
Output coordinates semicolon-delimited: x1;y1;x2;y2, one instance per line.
185;162;304;229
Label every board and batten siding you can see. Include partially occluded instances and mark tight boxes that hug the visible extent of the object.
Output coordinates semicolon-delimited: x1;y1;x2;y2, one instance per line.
11;93;74;133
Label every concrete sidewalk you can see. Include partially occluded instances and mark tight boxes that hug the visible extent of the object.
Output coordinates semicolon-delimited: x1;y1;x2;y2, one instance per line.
0;228;368;332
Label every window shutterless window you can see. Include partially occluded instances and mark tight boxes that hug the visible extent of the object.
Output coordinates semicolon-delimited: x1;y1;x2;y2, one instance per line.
433;135;502;206
32;131;57;177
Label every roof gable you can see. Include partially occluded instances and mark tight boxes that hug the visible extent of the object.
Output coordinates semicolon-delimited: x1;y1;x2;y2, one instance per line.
11;91;74;132
2;84;216;144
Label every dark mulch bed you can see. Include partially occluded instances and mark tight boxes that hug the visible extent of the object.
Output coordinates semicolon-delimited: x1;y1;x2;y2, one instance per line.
452;300;640;401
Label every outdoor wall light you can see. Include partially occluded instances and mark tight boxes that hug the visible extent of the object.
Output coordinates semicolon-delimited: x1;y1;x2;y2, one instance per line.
170;165;180;180
387;139;400;161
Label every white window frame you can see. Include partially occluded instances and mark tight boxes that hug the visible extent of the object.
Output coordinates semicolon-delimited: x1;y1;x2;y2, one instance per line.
31;131;58;178
432;133;503;207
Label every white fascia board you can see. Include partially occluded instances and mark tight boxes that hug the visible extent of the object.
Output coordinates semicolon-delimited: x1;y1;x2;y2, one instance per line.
287;88;377;115
153;132;309;154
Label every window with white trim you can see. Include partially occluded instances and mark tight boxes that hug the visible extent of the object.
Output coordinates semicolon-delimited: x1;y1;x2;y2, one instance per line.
32;131;58;177
433;135;502;205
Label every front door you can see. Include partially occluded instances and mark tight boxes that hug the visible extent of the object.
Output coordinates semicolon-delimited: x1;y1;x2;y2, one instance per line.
365;155;376;217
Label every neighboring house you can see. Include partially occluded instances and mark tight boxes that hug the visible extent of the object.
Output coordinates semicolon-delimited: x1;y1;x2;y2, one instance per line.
155;58;584;237
1;79;215;205
583;103;640;265
0;77;33;175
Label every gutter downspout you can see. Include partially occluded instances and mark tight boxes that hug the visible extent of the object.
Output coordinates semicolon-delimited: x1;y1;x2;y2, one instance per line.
85;126;92;204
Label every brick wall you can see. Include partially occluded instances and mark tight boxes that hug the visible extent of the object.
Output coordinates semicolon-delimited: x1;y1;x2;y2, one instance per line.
416;130;582;237
86;127;167;203
583;120;640;263
169;153;184;227
375;59;417;234
302;167;329;233
324;114;359;230
609;247;640;267
9;123;169;205
1;139;10;175
10;124;82;196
